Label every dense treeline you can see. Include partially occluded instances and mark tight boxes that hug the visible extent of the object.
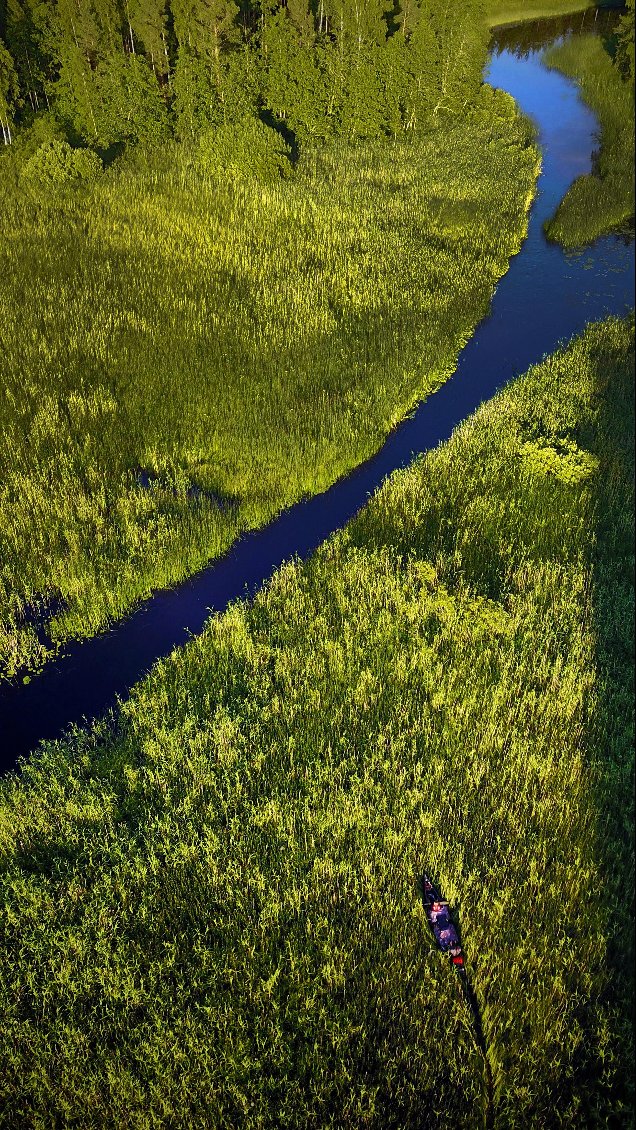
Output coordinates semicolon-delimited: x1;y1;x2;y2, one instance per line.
0;0;492;148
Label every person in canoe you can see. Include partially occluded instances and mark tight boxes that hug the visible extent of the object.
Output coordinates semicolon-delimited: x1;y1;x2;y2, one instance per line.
420;874;464;965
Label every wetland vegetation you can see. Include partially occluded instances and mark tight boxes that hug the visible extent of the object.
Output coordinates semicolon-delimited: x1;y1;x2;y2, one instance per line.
487;0;610;25
0;1;634;1126
1;1;631;680
544;22;635;245
1;316;633;1126
0;102;538;681
0;0;541;682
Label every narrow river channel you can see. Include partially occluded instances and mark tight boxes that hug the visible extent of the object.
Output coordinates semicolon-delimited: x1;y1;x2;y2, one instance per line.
1;12;634;771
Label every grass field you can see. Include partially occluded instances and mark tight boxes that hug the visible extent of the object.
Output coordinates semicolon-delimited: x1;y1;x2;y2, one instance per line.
544;32;635;246
0;92;538;683
1;316;632;1127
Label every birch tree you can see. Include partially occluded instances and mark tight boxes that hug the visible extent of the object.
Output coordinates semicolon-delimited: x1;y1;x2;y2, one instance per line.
0;37;19;143
261;3;329;138
126;0;171;80
4;0;56;112
172;0;242;135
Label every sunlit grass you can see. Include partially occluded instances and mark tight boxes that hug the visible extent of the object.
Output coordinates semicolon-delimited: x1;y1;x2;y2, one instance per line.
0;317;632;1126
487;0;595;27
0;91;538;681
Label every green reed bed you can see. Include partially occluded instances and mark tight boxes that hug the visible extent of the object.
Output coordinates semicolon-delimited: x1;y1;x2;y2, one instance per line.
0;92;538;682
1;316;633;1127
544;32;635;246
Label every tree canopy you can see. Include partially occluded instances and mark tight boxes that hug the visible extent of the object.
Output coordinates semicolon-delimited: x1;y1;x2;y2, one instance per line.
1;0;492;148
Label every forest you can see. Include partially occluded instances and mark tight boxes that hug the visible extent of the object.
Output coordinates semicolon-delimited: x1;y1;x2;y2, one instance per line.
0;0;490;150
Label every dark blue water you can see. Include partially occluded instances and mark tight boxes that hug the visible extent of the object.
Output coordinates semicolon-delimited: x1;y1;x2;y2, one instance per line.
1;29;634;772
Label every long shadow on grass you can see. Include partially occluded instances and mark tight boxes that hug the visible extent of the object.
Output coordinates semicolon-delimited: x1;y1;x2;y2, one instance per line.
582;330;635;1115
418;875;495;1128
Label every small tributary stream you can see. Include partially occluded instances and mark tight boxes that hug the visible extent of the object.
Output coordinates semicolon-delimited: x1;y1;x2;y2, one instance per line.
1;12;634;770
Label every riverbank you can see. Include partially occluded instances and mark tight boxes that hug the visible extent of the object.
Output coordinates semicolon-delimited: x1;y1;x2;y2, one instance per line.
1;316;632;1126
0;97;538;683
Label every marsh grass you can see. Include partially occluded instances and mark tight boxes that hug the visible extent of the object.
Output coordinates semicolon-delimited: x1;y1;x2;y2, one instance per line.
0;92;538;682
0;317;632;1127
544;33;635;246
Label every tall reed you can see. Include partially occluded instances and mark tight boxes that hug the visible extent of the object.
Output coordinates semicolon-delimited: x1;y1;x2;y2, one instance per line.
0;91;538;680
1;317;632;1126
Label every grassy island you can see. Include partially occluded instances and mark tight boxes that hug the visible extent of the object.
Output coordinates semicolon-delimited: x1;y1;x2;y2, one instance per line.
544;30;635;245
487;0;623;27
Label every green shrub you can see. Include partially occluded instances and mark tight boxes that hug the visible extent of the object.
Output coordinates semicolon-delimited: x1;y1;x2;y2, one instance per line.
20;139;103;187
196;117;292;182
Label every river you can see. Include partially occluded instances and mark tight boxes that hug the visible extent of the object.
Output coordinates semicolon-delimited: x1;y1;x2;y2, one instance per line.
1;11;634;771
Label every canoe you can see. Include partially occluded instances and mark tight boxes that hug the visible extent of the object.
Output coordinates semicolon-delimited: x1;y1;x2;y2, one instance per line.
421;873;465;968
